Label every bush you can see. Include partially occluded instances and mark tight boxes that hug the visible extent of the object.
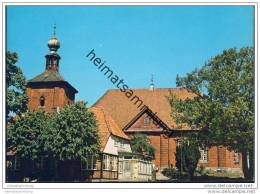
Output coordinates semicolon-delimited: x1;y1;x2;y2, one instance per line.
162;168;189;180
131;134;155;158
195;164;206;176
162;168;178;179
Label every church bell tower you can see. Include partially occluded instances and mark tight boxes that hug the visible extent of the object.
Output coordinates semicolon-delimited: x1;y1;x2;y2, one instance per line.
26;26;78;112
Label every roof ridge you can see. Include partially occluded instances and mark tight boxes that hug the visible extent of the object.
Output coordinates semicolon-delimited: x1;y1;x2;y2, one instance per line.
27;70;78;93
92;90;111;107
93;87;196;130
28;70;65;82
107;87;180;91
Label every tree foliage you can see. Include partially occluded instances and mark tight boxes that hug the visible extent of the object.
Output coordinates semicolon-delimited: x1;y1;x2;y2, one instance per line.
7;101;100;162
6;51;28;120
7;110;49;160
44;101;100;161
175;139;201;178
169;47;254;179
131;134;155;157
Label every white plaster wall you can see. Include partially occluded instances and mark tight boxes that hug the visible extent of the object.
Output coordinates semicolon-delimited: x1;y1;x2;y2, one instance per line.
103;135;132;155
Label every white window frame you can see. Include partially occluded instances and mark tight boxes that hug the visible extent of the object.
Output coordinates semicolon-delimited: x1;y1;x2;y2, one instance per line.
199;146;208;163
103;155;110;170
148;164;151;174
139;160;148;174
112;156;118;171
119;161;123;173
81;155;97;170
233;151;240;164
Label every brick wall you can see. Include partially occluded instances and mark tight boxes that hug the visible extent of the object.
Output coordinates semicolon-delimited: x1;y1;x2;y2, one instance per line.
125;110;242;171
27;85;74;112
160;134;169;168
147;135;161;167
168;137;176;167
223;148;242;169
198;146;242;169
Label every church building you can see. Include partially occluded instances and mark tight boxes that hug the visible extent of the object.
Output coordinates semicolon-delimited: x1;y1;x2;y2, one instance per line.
93;87;243;176
7;29;243;182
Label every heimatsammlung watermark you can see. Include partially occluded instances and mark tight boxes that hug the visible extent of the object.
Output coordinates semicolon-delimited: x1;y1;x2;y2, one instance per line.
86;49;167;128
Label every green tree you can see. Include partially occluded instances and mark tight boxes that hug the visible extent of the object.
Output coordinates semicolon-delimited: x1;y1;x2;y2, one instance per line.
6;51;28;121
131;134;155;157
7;110;49;160
7;101;100;181
169;47;254;180
175;138;201;178
44;101;100;161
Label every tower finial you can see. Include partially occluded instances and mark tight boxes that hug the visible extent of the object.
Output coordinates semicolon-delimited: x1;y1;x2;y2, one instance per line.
48;24;60;54
149;74;155;91
53;23;56;37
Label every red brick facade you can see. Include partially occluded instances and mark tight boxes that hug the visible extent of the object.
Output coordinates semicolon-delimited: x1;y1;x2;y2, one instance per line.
125;111;242;171
26;83;75;112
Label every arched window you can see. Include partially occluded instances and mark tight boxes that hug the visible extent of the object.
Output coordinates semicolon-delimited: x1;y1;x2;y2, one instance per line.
39;96;45;107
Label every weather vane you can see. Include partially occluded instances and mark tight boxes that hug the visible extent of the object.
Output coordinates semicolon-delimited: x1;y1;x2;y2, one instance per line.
53;23;56;37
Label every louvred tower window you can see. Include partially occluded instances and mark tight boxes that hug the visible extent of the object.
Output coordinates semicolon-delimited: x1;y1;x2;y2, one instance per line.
39;96;45;107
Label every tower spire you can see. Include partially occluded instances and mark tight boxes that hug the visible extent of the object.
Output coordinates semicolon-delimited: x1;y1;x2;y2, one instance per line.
45;25;61;71
149;74;155;91
53;23;56;37
48;24;60;53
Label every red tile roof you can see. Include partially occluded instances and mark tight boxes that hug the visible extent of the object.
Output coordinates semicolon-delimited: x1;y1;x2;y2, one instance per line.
89;106;129;152
27;70;78;93
93;88;196;130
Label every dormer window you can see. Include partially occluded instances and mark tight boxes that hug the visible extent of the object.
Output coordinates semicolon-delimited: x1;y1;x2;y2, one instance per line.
39;96;45;107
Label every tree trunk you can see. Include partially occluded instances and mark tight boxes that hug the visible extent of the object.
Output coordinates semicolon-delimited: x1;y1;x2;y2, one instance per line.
242;149;254;181
248;149;254;181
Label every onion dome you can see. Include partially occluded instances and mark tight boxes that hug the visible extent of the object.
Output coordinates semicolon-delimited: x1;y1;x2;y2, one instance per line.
47;24;60;53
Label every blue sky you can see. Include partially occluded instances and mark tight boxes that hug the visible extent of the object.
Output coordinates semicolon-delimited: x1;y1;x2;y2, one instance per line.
7;5;254;105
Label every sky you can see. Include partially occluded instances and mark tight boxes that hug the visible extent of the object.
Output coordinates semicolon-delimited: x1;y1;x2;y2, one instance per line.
7;5;254;105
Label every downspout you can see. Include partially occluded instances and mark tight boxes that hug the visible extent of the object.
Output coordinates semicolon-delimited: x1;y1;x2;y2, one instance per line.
217;146;220;168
